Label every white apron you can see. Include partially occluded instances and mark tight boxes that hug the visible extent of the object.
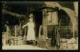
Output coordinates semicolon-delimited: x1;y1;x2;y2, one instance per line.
26;22;36;41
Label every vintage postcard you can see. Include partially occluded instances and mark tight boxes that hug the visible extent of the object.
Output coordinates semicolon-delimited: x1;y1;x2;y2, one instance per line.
2;1;78;50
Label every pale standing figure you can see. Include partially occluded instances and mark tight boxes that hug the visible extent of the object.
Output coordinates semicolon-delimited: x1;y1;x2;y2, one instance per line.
22;16;36;41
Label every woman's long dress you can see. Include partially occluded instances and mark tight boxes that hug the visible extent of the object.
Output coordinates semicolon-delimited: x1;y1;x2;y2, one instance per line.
26;22;36;41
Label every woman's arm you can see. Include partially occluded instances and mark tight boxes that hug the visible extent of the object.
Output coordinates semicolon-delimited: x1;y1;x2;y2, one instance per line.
22;23;28;28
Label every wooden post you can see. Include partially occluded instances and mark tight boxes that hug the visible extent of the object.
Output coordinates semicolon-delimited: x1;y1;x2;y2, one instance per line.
73;2;78;16
20;22;22;36
15;25;17;45
73;2;78;38
6;25;10;45
42;9;48;40
24;28;26;40
25;28;26;36
38;25;42;39
73;24;75;38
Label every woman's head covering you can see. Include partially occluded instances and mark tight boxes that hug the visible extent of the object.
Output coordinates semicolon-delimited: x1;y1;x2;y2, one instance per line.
29;13;33;22
29;13;33;18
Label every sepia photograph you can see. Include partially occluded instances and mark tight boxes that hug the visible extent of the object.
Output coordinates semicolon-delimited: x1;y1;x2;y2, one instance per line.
2;1;78;50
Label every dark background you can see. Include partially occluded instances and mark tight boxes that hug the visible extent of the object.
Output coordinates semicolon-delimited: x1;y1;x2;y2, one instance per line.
2;1;74;32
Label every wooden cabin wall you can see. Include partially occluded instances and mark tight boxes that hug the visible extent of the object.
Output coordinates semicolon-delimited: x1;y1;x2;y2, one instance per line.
57;10;72;38
47;11;58;38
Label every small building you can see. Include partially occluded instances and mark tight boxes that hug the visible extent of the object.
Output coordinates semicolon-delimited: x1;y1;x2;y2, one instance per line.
2;1;78;46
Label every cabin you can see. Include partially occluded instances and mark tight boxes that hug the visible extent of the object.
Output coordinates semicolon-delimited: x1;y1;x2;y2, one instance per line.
2;1;78;46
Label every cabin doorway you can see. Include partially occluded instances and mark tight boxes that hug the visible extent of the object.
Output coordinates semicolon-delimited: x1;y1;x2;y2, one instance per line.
33;11;43;38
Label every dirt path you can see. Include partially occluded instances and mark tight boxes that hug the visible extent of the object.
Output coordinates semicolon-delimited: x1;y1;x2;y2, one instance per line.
2;45;48;50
